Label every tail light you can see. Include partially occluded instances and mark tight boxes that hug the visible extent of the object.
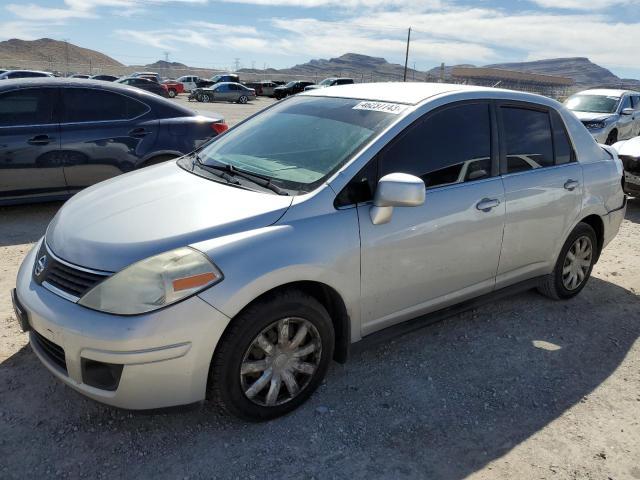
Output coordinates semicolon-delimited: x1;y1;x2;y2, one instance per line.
211;122;228;135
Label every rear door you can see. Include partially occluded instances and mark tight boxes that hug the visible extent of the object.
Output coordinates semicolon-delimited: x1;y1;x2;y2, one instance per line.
0;87;65;202
59;87;158;190
496;103;582;288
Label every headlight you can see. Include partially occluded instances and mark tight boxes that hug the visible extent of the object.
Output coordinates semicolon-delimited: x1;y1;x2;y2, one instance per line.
78;247;223;315
585;121;606;130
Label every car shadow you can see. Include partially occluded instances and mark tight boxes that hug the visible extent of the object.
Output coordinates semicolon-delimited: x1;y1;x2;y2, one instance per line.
1;277;638;479
0;202;63;247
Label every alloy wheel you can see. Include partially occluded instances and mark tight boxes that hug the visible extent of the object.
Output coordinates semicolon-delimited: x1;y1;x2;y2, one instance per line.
562;235;593;291
240;317;322;407
239;95;248;104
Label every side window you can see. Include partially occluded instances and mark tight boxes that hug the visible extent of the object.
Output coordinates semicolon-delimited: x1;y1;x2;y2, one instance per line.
620;96;631;111
551;110;574;165
62;88;148;122
501;107;554;173
0;88;56;126
379;103;492;189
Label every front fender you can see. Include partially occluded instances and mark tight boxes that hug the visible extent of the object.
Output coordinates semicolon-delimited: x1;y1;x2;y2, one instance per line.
192;207;362;342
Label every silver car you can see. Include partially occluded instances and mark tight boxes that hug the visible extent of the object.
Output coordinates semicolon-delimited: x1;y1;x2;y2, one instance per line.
13;83;626;421
196;82;256;104
565;88;640;145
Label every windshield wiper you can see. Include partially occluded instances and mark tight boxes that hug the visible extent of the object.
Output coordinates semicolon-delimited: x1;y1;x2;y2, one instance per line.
201;160;290;196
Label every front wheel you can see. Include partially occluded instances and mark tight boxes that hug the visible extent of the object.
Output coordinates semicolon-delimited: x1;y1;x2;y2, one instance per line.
538;222;598;300
605;130;618;146
167;88;177;98
209;290;334;421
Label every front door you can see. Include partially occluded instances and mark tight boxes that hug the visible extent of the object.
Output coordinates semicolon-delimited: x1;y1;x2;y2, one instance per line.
59;87;157;190
358;102;505;336
495;103;583;287
617;95;635;140
0;87;65;202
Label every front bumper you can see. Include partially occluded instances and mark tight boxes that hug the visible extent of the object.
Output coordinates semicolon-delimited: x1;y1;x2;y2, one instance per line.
587;127;610;144
15;241;231;409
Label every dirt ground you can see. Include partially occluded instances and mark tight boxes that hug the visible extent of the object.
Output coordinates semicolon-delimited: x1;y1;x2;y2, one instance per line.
0;98;639;478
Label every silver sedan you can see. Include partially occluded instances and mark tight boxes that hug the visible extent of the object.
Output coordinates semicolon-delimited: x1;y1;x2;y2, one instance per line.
194;82;256;104
14;83;626;421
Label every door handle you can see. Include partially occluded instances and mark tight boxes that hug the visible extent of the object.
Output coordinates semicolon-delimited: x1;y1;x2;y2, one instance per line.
128;128;151;138
476;198;500;212
564;179;579;191
27;134;51;145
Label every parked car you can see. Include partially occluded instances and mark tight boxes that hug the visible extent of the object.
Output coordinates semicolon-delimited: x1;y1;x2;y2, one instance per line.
565;88;640;145
190;82;256;103
176;75;199;92
90;74;119;82
255;81;278;97
304;77;354;91
273;81;315;99
0;70;53;80
69;74;90;79
196;73;239;89
612;137;640;196
162;79;185;98
116;77;168;97
0;78;227;205
130;71;161;82
12;83;626;421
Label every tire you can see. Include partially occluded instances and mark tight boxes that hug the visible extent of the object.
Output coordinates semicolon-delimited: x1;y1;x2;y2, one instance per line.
537;222;598;300
238;95;248;104
605;130;618;146
209;289;335;421
168;89;177;98
201;93;210;103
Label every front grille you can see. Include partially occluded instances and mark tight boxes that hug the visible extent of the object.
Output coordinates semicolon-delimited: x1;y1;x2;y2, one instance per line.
32;330;67;373
33;242;110;300
44;260;106;298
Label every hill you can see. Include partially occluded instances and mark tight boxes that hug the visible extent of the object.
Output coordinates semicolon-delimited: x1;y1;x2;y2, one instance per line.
145;60;189;69
428;57;638;87
0;38;123;70
239;53;424;82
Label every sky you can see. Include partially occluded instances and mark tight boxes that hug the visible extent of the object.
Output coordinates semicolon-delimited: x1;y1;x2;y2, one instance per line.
2;0;640;78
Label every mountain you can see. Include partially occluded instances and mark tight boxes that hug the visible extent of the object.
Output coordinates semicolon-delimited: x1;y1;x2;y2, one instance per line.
0;38;123;69
145;60;189;69
239;53;424;82
428;57;639;88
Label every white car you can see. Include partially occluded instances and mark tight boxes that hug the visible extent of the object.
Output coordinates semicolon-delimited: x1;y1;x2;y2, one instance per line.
177;75;199;92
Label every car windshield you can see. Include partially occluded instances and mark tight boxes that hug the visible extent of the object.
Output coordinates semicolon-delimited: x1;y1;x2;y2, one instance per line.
197;96;399;193
320;78;335;86
565;94;620;114
283;81;297;88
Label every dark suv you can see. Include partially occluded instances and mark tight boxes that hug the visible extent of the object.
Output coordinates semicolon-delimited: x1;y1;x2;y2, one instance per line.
274;81;315;99
0;78;227;205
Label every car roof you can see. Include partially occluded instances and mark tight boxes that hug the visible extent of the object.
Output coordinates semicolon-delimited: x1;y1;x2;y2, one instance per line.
1;70;51;75
0;77;156;94
573;89;635;97
301;82;523;105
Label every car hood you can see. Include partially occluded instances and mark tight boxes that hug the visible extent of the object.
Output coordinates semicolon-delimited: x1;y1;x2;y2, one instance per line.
46;161;294;272
571;111;616;122
612;137;640;158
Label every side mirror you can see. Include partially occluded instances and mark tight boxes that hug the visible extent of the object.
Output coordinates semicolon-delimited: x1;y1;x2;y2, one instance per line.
370;173;425;225
622;108;634;116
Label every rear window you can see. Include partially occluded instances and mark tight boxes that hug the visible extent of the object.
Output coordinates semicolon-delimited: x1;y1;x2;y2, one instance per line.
502;107;554;173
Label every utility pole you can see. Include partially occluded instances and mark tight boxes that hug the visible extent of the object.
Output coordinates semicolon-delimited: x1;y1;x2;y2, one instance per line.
63;38;70;76
403;27;411;82
234;58;240;72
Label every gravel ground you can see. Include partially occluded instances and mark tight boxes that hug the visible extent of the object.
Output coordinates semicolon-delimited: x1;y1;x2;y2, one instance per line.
0;98;638;478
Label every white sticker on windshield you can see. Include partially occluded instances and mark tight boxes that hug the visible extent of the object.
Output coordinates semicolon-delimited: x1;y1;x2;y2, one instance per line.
353;101;407;115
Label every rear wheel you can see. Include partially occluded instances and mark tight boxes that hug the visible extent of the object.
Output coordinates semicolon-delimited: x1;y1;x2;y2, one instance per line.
238;95;248;104
167;88;177;98
209;290;334;421
538;222;597;300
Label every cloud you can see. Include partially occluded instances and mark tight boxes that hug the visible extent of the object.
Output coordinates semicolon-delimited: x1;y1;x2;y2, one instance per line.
0;21;51;40
5;3;95;20
528;0;639;10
